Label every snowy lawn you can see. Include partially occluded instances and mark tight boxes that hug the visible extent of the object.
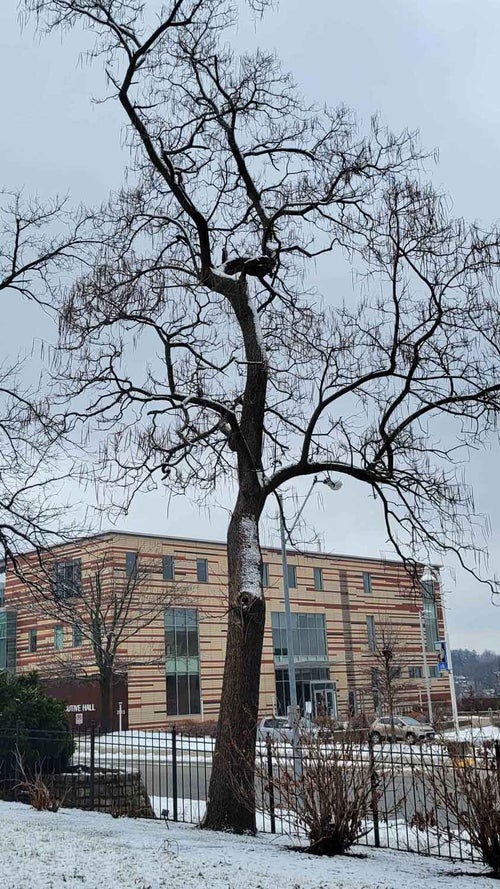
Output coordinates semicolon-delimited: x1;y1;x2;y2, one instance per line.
0;800;495;889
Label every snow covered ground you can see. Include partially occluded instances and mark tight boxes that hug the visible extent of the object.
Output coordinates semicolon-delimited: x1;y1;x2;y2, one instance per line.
0;800;494;889
443;723;500;744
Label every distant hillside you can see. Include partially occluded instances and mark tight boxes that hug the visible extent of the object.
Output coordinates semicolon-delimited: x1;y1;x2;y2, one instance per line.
452;648;500;696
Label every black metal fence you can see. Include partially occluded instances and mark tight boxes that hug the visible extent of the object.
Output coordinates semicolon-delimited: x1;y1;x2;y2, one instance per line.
1;724;499;864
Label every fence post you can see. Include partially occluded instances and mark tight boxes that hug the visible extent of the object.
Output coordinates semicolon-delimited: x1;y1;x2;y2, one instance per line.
13;719;22;802
495;741;500;795
368;733;380;848
89;724;96;811
266;736;276;835
172;725;178;822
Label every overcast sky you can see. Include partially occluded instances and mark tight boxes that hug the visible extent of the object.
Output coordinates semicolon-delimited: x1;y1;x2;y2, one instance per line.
1;0;500;651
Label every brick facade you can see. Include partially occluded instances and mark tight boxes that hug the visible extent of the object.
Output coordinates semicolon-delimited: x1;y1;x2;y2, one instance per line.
2;531;452;728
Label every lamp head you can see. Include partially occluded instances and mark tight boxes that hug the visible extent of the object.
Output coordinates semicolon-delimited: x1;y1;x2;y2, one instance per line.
322;478;343;492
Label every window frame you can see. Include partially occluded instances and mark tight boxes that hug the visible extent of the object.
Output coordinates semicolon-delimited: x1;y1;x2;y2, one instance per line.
165;607;202;716
163;554;175;582
28;628;38;653
313;566;323;591
53;559;82;600
261;562;270;588
53;625;64;651
362;572;372;595
125;551;138;578
366;615;376;653
287;564;297;589
196;558;208;583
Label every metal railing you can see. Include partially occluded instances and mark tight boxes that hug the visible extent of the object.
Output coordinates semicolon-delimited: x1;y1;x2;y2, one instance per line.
0;724;499;864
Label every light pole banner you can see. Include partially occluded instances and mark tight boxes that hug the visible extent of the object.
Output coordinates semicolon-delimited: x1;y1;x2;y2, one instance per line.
436;640;448;672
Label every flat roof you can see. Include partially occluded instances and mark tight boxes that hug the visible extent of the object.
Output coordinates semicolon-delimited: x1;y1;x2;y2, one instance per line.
6;527;431;570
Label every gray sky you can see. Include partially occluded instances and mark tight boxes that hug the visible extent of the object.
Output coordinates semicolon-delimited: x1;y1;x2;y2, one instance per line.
1;0;499;651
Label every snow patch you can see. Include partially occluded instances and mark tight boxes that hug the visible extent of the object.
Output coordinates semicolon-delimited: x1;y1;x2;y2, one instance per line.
240;515;263;599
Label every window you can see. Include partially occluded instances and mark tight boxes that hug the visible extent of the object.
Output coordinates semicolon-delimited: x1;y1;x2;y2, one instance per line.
163;555;175;581
165;608;201;716
261;562;270;587
73;624;83;648
366;615;376;653
409;666;423;679
271;612;327;662
0;611;17;673
313;567;323;591
196;558;208;583
422;580;439;652
54;625;64;651
287;564;297;588
362;572;372;595
0;580;4;607
125;551;138;578
28;629;37;653
53;559;82;599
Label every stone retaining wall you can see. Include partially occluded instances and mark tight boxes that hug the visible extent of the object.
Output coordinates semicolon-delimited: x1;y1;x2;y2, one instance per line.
51;769;155;818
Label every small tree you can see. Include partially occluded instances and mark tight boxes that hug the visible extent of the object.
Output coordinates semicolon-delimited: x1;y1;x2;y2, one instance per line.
24;552;186;731
368;621;409;730
0;672;74;779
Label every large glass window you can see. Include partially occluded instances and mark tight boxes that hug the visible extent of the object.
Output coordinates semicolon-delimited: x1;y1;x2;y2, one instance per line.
0;611;16;672
422;580;439;652
271;612;327;663
53;559;82;599
165;608;201;715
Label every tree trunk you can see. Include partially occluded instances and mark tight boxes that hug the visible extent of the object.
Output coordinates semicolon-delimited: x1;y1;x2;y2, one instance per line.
99;668;114;733
203;502;265;833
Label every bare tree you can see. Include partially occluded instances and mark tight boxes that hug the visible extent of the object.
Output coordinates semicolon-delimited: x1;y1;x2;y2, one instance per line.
0;191;89;564
23;0;500;833
23;552;187;731
367;621;409;731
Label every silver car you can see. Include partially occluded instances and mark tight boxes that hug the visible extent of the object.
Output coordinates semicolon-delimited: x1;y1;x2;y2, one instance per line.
257;716;319;743
369;715;435;744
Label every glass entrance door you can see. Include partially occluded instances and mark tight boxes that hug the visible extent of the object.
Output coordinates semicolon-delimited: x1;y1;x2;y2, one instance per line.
311;681;337;718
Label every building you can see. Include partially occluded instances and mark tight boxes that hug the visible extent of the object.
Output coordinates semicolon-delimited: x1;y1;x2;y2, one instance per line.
1;531;452;729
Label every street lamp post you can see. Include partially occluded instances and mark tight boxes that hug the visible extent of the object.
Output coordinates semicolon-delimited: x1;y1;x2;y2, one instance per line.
418;610;434;724
276;476;342;781
421;566;460;735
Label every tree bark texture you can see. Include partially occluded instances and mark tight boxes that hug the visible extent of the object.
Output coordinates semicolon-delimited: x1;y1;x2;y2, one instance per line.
203;503;265;833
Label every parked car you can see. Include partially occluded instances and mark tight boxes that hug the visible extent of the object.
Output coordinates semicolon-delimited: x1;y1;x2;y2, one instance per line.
257;716;319;743
369;715;435;744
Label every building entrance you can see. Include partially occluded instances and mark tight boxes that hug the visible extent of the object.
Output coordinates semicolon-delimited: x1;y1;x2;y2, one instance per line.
275;666;336;718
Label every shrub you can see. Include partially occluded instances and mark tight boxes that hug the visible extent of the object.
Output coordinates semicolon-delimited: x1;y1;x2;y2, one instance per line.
263;731;376;855
423;744;500;874
0;672;74;780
